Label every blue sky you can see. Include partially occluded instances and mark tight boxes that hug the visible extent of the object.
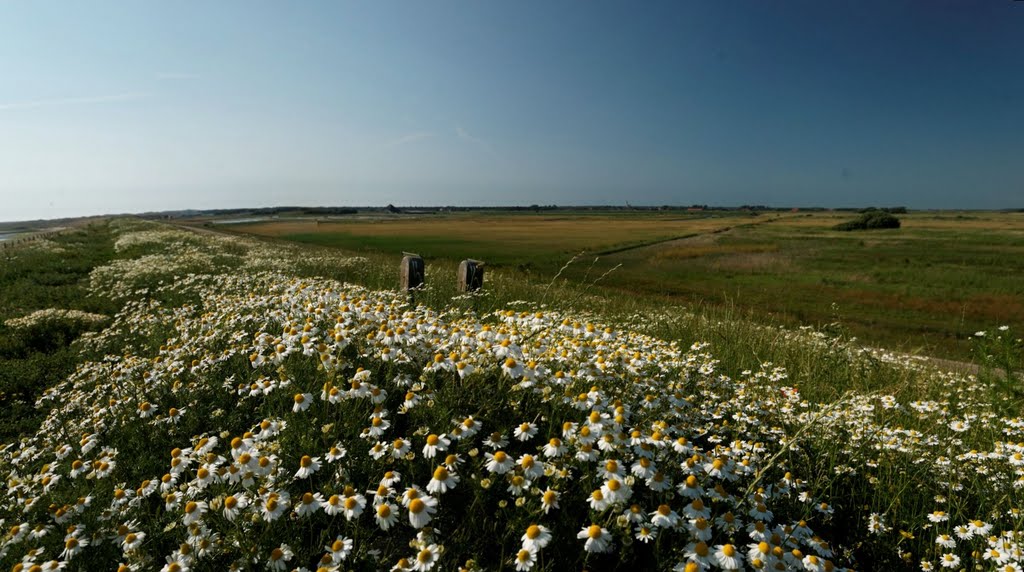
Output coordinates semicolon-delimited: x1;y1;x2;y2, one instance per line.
1;1;1021;221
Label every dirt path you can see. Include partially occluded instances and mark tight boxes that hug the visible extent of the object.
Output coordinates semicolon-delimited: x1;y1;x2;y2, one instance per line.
597;214;795;257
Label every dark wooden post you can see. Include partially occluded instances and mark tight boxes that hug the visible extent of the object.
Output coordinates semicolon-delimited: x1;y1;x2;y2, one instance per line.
458;259;485;292
400;253;425;291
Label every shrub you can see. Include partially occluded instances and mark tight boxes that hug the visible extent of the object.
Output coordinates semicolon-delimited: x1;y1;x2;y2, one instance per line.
834;211;901;231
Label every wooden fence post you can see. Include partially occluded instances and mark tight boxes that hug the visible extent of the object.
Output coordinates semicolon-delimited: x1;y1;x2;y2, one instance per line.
457;259;485;292
400;253;425;291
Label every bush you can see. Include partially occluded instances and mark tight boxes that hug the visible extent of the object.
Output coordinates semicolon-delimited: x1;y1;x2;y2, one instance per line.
834;211;901;231
858;206;907;214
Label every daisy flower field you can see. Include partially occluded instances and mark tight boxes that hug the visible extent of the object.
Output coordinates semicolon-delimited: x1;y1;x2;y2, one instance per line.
0;219;1021;571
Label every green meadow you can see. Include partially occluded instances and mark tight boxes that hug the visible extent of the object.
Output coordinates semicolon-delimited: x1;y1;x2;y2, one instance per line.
226;210;1024;361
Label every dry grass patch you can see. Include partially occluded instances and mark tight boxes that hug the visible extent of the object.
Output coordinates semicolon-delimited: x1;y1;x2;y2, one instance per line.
233;215;749;254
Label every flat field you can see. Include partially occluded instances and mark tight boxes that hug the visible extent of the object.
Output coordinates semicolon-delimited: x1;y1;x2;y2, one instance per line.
226;210;1024;360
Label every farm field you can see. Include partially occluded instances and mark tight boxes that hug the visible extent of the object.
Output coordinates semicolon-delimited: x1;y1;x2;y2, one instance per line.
1;218;1020;571
225;210;1024;361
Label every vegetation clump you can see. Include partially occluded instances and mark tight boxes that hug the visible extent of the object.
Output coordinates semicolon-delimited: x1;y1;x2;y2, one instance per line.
833;210;901;231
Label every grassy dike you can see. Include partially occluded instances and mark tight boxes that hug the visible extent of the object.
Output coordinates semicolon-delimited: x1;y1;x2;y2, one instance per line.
0;217;1020;571
0;222;121;440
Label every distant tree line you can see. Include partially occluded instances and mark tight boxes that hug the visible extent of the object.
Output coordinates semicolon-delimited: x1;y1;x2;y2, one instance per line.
138;204;919;221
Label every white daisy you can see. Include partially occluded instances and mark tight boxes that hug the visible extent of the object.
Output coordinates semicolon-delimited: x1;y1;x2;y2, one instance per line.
521;524;552;551
294;455;321;479
375;501;399;530
407;495;438;528
578;524;613;553
485;451;515;474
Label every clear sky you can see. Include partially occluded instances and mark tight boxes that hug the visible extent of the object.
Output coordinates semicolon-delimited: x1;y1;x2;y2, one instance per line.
1;1;1021;221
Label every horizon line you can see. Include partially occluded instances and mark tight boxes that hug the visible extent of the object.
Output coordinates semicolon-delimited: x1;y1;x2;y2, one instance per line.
4;204;1024;226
